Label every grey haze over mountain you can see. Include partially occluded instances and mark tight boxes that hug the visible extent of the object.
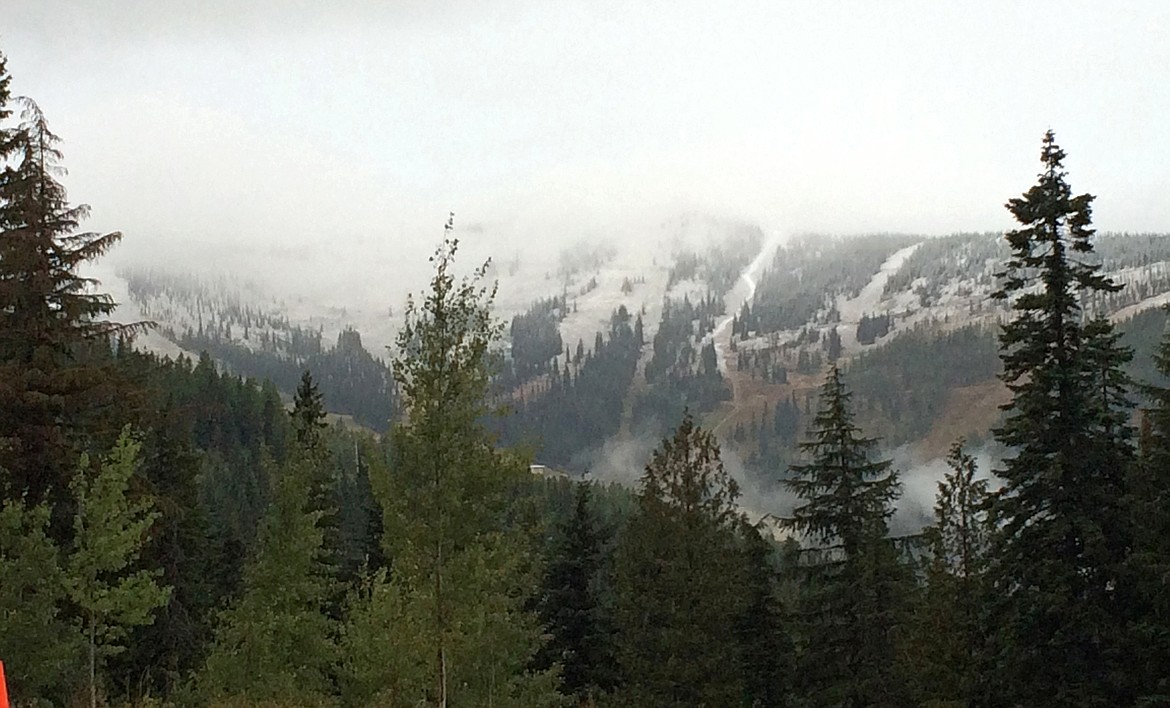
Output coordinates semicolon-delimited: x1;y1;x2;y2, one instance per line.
4;0;1169;279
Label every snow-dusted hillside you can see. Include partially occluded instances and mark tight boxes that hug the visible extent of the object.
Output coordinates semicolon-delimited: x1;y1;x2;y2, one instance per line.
730;232;1170;370
101;213;768;375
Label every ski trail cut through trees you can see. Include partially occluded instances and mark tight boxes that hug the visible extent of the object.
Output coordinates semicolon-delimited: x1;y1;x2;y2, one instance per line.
836;242;922;326
705;228;785;376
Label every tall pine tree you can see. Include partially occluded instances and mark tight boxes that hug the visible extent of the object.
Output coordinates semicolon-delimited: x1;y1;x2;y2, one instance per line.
199;452;336;705
1132;321;1170;701
782;364;909;707
533;482;618;705
0;70;137;527
736;520;793;708
292;369;328;449
612;413;748;707
985;130;1136;706
290;368;345;604
908;440;991;705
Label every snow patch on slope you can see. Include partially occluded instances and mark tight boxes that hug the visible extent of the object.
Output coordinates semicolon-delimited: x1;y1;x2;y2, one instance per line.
835;242;922;351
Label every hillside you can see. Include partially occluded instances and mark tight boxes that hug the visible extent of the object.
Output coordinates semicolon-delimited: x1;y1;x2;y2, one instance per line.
107;226;1170;494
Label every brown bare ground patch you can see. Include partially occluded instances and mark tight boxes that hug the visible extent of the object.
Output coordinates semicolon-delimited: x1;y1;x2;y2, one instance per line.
916;379;1010;460
707;364;827;440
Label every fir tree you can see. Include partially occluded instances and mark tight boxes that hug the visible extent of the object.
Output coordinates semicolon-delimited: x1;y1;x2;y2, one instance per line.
736;520;793;708
985;130;1136;706
908;440;991;705
339;432;387;577
290;369;342;594
612;413;747;707
826;326;842;361
199;452;336;704
0;81;138;526
782;364;909;707
1129;320;1170;701
292;368;328;449
533;482;618;704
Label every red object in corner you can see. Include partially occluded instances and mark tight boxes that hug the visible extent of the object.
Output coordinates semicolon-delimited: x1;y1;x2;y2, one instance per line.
0;660;9;708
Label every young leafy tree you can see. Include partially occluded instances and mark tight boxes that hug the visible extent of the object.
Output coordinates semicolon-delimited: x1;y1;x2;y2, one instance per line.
533;482;619;705
342;531;557;708
986;130;1137;706
199;452;336;705
781;363;909;707
908;440;991;705
0;76;138;527
374;220;559;707
611;413;748;707
0;497;85;704
67;429;171;708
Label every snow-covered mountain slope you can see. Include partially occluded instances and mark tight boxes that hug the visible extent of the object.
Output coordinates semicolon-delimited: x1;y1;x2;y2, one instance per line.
101;213;765;374
733;231;1170;364
99;226;1170;474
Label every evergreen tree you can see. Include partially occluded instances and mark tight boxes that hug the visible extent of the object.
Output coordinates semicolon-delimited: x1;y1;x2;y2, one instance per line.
781;364;909;707
199;452;336;705
337;432;387;578
0;82;137;526
108;407;218;697
908;440;991;705
292;368;328;448
290;368;343;596
612;413;747;707
342;532;556;708
533;482;618;704
736;520;793;708
67;429;171;708
826;326;842;361
985;130;1136;706
1128;321;1170;701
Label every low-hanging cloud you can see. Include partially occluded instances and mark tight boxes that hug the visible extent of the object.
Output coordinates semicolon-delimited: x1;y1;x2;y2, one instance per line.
3;0;1168;272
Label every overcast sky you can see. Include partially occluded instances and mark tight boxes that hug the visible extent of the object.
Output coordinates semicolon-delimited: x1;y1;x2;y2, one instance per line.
4;1;1169;257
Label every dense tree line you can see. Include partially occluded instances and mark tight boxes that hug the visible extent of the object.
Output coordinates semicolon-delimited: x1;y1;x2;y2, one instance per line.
494;306;642;467
881;230;1170;303
855;312;892;345
180;324;397;431
122;267;304;344
881;232;1006;298
664;223;762;297
747;233;919;334
634;294;731;437
124;267;399;431
506;295;566;382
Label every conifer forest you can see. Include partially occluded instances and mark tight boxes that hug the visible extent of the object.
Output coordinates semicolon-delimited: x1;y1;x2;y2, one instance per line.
3;14;1170;708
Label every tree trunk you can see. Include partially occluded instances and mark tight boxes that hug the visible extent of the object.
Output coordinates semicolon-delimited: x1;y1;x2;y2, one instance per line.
89;614;97;708
436;524;446;708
